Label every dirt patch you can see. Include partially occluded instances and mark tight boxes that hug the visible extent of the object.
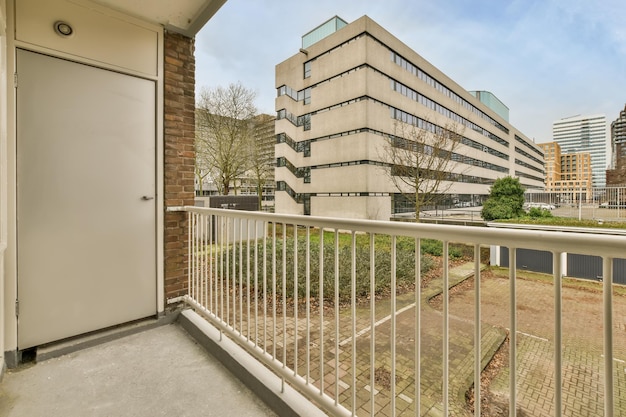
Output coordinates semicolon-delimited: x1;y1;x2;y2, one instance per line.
466;335;521;417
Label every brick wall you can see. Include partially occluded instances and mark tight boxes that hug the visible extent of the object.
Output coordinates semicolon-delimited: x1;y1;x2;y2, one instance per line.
163;31;196;301
607;143;626;186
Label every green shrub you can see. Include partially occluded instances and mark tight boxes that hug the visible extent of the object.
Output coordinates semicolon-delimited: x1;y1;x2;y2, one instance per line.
226;235;436;303
481;176;525;221
526;207;553;218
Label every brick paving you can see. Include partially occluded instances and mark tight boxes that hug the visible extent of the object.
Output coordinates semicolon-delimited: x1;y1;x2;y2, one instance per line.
446;270;626;417
199;261;626;416
212;262;504;416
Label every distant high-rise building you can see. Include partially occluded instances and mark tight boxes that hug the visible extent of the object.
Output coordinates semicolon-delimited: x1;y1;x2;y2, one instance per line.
274;15;545;219
539;141;592;200
606;104;626;186
612;104;626;147
552;114;607;188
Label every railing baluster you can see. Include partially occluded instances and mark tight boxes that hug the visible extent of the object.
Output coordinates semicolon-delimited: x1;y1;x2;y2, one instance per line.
319;227;325;396
226;217;230;328
351;231;356;414
443;241;449;416
306;226;311;385
247;219;251;342
509;248;517;417
203;214;208;308
474;244;481;417
294;224;299;377
391;235;397;417
219;215;225;339
232;217;236;329
334;229;340;405
254;219;259;347
187;212;192;302
603;256;614;417
553;251;562;417
263;222;268;353
239;218;244;335
415;238;421;417
272;222;277;361
370;233;376;417
282;223;287;392
197;212;201;305
209;214;213;312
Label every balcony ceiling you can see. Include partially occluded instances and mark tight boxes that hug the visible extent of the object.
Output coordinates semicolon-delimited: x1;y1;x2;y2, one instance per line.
91;0;227;37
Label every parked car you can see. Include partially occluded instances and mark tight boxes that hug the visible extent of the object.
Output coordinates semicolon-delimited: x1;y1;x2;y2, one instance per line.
600;202;626;209
524;202;555;211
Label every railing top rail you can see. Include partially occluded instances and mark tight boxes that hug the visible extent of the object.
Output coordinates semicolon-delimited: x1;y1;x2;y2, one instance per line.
168;206;626;259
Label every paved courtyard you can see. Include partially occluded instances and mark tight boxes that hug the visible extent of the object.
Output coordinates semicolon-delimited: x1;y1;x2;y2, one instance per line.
198;257;626;416
444;268;626;416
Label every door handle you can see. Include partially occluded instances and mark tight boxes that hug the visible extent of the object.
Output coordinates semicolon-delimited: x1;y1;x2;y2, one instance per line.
141;196;154;201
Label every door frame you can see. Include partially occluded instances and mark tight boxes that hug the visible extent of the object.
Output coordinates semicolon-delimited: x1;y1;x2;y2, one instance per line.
2;0;164;358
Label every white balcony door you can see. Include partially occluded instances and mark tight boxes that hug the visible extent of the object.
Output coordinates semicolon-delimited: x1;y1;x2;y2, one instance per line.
16;49;157;349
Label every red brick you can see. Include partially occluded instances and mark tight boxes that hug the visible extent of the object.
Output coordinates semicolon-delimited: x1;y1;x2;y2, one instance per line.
163;31;195;301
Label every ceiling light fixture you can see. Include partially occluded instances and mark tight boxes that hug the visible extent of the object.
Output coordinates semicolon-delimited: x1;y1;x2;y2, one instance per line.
54;21;74;37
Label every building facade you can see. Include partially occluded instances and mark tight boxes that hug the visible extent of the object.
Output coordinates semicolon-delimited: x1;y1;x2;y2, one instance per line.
539;142;592;200
606;105;626;186
274;16;545;220
552;114;608;188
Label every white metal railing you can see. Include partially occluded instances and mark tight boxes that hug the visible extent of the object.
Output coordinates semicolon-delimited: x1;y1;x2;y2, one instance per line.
168;206;626;417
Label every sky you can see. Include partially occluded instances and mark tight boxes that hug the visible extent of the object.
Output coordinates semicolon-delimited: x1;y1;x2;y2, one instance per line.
195;0;626;144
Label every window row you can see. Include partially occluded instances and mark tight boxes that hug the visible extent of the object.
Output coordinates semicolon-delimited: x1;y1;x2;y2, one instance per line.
390;135;508;173
515;134;544;159
277;109;311;131
277;85;311;105
390;51;509;134
391;79;508;147
515;158;545;174
516;171;544;182
391;164;497;185
390;107;510;163
514;146;543;166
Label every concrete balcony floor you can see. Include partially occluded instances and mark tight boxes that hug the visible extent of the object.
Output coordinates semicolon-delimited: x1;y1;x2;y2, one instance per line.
0;320;277;417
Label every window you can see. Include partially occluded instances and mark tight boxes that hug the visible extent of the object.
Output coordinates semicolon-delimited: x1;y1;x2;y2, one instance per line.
303;87;311;105
304;61;311;78
298;113;311;131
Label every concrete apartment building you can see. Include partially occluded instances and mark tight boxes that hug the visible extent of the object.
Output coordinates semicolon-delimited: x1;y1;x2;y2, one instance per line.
539;141;592;200
553;114;608;188
274;15;545;220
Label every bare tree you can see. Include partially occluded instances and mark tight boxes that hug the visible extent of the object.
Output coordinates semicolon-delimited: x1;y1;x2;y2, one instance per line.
246;114;276;210
196;83;257;195
194;137;213;195
381;119;464;221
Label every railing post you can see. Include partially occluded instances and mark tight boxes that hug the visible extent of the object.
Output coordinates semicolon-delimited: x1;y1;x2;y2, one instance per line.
553;252;563;417
442;241;449;416
603;256;614;417
391;235;397;417
474;244;481;417
370;233;377;417
509;248;517;417
415;237;421;417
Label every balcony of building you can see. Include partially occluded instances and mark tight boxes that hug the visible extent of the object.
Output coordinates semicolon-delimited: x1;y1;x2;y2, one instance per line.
2;207;626;416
